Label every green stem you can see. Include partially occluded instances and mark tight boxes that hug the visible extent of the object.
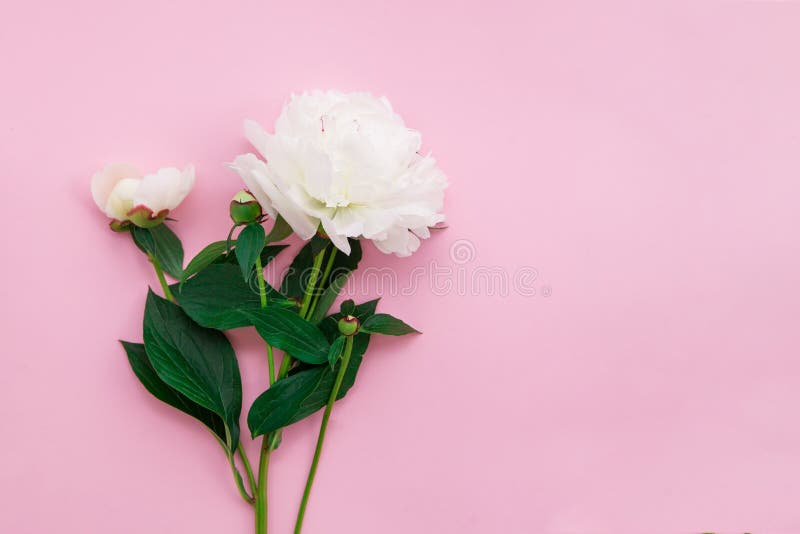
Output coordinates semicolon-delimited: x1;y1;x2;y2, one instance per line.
211;432;254;505
254;254;275;534
227;450;255;505
238;442;257;497
294;335;354;534
149;254;175;303
255;439;271;534
255;256;276;385
306;247;337;321
299;246;327;318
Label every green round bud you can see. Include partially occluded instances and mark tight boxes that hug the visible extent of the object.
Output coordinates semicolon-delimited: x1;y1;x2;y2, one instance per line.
230;190;262;225
337;315;360;337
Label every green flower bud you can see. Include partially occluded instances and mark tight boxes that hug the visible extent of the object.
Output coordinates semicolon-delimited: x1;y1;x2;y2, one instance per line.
230;190;262;225
337;315;360;337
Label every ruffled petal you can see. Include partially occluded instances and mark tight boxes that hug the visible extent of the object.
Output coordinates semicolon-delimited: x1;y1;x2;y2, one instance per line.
229;153;318;240
320;216;352;255
104;177;140;220
133;165;194;214
91;163;141;212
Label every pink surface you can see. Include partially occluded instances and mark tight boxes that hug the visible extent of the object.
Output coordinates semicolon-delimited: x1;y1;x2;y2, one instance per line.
2;1;800;533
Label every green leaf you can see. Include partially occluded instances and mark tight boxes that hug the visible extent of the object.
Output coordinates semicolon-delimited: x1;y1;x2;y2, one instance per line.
132;224;184;279
361;313;420;335
181;241;229;286
340;299;355;315
327;336;345;368
122;341;227;443
243;307;330;364
236;223;266;281
258;245;288;267
265;214;293;243
217;244;288;268
143;289;243;448
282;238;362;298
174;263;294;330
247;334;370;437
308;272;351;324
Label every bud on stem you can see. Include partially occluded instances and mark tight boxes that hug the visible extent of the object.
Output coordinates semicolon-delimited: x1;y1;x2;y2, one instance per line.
337;315;360;337
230;190;262;225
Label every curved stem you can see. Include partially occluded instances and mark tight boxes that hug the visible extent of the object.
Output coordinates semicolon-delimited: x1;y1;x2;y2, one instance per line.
294;335;354;534
211;431;253;505
227;450;255;505
149;254;175;303
238;442;257;497
299;246;327;318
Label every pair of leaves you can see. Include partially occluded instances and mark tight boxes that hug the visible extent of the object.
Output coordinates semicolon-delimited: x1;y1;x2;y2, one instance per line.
247;333;370;437
247;298;383;437
175;256;293;331
131;224;184;279
140;290;243;449
181;239;286;287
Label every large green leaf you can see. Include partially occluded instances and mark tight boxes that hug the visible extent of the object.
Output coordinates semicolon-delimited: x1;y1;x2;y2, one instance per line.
243;307;330;364
174;263;294;330
181;241;230;286
182;240;287;288
247;334;370;437
361;313;420;335
122;341;227;443
236;222;266;281
143;290;242;448
131;224;184;279
282;238;362;298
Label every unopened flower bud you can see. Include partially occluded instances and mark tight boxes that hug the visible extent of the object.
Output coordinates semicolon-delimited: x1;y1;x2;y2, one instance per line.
337;315;360;337
230;190;262;225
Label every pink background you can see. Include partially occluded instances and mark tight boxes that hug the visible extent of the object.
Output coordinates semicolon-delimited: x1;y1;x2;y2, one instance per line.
2;1;800;533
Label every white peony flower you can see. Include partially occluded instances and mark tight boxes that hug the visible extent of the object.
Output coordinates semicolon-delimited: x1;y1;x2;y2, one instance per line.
229;91;447;256
91;163;195;227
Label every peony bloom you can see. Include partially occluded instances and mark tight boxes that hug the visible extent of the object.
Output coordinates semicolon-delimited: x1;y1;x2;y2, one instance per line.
91;163;195;227
229;91;447;256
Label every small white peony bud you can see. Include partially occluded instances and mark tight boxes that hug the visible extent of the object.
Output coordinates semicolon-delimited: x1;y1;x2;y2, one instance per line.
91;163;195;228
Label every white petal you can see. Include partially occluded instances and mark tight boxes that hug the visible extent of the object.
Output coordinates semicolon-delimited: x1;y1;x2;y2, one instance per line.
228;154;277;219
91;163;141;212
237;91;446;257
133;165;194;213
320;216;351;255
104;178;140;220
229;153;318;239
373;227;420;257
